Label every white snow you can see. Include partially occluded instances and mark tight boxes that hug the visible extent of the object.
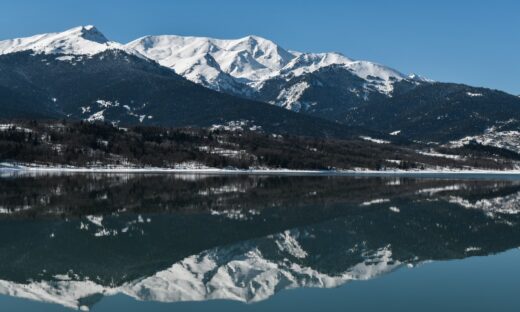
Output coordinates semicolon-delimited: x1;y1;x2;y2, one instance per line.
389;206;400;213
449;129;520;154
87;110;105;122
418;150;462;160
272;81;310;111
126;34;294;92
360;198;390;206
0;25;143;58
55;55;75;61
95;100;119;108
126;33;409;107
209;120;262;132
0;26;420;114
359;136;390;144
0;124;32;133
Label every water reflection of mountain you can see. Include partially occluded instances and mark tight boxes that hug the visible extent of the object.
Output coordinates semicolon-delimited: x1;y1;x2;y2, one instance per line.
0;174;519;310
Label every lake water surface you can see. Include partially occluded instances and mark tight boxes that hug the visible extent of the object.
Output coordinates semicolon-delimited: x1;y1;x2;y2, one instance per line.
0;173;519;311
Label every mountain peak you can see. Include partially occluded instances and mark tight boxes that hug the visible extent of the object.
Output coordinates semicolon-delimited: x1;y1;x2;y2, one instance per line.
0;25;127;56
408;73;434;82
127;33;296;82
62;25;109;43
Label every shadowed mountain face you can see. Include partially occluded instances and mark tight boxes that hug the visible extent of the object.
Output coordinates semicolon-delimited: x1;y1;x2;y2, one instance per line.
0;50;367;139
345;82;520;142
0;174;520;310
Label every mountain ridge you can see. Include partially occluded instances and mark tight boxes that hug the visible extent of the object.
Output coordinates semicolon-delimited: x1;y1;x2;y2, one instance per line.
1;25;520;148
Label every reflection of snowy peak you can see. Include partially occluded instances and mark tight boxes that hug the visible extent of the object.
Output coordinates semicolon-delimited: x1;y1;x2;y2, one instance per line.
123;238;397;305
2;176;520;311
448;192;520;216
0;230;400;311
414;182;520;217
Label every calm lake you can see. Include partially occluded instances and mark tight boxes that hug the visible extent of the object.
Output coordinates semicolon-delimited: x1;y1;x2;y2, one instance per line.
0;173;519;311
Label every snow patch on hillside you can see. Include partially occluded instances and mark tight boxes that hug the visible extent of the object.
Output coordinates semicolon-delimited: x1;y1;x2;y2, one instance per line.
359;136;390;144
449;129;520;154
273;81;310;111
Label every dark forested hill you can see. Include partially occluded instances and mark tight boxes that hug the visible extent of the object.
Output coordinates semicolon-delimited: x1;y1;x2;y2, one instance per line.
345;82;520;142
0;121;518;170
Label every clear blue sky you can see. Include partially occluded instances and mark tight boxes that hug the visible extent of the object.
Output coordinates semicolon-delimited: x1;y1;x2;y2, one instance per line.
1;0;518;94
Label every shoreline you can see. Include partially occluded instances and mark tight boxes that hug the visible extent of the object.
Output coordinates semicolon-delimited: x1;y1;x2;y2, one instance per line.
3;165;520;178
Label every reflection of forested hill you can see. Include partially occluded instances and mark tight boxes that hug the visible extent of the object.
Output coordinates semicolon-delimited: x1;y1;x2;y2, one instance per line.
2;174;520;217
0;187;519;310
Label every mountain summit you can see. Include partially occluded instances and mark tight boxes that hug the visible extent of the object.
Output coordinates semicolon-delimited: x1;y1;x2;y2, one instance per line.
126;33;410;105
1;26;520;147
0;25;137;56
126;34;296;92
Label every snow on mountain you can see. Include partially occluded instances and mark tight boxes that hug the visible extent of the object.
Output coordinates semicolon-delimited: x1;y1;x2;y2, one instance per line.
278;52;354;77
126;33;410;99
0;26;426;114
126;34;295;92
272;81;312;112
0;25;141;57
448;123;520;154
274;52;406;94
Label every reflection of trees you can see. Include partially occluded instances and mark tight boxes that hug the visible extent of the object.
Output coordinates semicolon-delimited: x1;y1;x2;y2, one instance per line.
2;174;520;217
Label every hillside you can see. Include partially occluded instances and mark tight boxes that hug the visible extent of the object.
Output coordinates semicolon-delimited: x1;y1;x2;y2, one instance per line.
1;121;518;171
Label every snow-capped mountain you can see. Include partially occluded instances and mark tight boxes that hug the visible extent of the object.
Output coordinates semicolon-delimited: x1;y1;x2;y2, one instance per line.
0;25;141;57
0;26;367;139
125;31;520;146
1;25;520;148
126;35;295;90
127;34;413;110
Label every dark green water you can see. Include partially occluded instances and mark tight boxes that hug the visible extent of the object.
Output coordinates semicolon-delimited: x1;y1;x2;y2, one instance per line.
0;173;519;311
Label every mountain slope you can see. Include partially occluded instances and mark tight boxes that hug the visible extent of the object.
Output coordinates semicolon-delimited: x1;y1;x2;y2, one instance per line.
0;26;375;139
1;25;519;147
127;32;520;148
126;34;411;107
346;82;520;142
0;25;140;57
126;35;295;88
